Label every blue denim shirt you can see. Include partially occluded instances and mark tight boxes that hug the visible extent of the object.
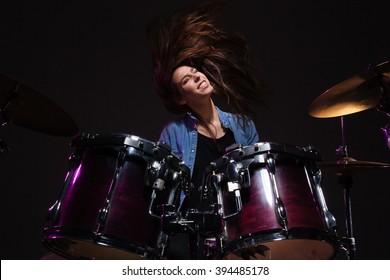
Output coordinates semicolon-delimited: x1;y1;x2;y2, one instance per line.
159;107;259;177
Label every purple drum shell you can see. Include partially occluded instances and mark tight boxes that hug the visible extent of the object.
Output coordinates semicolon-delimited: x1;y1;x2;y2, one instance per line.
43;136;164;259
217;147;337;259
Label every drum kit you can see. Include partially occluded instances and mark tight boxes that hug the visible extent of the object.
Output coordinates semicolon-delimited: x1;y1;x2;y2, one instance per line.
1;61;389;260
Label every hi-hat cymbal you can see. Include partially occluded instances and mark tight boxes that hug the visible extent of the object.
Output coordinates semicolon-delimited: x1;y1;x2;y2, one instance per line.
0;74;78;137
317;157;390;175
308;61;390;118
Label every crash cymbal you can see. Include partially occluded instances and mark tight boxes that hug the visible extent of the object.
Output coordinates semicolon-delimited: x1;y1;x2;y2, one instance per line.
308;61;390;118
317;156;390;175
0;74;78;137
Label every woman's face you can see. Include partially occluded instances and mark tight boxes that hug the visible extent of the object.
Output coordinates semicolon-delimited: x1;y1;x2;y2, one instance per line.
172;65;214;106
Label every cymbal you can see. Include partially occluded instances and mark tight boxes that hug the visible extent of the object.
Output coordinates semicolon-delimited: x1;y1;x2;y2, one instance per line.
317;157;390;175
0;74;78;137
308;61;390;118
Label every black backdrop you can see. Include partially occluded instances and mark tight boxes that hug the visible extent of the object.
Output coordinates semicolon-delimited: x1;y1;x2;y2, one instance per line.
1;0;389;260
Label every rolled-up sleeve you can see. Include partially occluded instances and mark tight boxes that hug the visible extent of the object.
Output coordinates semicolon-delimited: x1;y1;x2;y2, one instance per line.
246;118;260;145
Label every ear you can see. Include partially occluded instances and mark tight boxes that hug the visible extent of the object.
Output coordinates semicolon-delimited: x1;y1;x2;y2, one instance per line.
174;95;187;105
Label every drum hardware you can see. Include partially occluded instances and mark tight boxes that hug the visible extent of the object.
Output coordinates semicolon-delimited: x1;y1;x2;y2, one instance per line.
155;231;170;259
204;171;243;220
96;148;128;232
203;150;254;221
160;204;223;236
0;73;78;137
310;168;338;230
158;203;224;260
317;153;390;260
147;155;191;219
265;153;288;231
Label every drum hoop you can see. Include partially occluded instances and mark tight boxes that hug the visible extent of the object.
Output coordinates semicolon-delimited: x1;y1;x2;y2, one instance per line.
71;133;155;150
210;142;321;170
43;226;156;259
222;228;339;258
70;133;189;174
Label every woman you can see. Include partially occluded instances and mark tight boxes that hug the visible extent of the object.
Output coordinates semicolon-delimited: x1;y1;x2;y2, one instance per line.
147;1;270;259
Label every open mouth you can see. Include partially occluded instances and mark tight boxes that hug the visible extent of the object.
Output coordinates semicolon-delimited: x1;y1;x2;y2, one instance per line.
198;80;207;89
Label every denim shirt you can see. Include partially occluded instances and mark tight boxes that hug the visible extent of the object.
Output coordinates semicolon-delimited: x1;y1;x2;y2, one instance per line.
159;107;259;177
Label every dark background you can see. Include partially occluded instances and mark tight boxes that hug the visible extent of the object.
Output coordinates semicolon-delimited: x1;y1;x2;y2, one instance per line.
1;0;389;260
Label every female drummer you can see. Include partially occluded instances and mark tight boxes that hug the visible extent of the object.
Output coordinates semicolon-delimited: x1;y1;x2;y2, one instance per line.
147;1;270;259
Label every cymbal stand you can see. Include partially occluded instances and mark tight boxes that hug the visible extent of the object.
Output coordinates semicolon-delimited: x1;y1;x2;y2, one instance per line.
0;86;19;154
336;116;356;260
374;62;390;116
379;83;390;150
0;114;9;153
373;62;390;149
382;125;390;150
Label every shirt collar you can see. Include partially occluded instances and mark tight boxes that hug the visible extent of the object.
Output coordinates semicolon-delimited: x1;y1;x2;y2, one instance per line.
185;106;230;128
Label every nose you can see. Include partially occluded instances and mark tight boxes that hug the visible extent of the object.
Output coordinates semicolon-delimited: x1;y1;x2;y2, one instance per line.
194;73;200;83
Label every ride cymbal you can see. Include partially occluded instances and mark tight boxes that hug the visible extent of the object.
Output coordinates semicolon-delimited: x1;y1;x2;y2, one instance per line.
317;156;390;175
308;61;390;118
0;74;78;137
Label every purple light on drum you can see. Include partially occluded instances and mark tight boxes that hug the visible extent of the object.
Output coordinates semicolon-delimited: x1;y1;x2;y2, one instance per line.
72;164;82;185
382;126;390;150
260;169;274;206
63;171;71;183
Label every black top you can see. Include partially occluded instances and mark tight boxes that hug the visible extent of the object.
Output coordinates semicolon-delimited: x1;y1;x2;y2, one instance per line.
187;129;235;210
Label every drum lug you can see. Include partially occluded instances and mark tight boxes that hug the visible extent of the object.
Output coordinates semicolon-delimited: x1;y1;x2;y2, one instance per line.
311;168;338;230
148;189;162;219
239;163;252;189
222;188;243;220
266;153;288;231
144;161;160;188
217;180;243;220
97;149;127;232
226;159;253;189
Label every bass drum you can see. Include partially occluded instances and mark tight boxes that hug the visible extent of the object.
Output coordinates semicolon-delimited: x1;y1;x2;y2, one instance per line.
206;142;340;260
43;133;189;259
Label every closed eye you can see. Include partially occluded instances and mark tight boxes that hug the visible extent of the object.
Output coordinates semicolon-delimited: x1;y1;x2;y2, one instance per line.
182;78;189;85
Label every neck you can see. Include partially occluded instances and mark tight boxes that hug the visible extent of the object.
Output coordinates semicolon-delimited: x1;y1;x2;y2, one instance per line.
190;99;218;124
190;99;226;139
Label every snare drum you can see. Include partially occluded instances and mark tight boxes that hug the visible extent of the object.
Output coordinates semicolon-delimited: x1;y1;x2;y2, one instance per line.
206;142;339;260
43;133;189;259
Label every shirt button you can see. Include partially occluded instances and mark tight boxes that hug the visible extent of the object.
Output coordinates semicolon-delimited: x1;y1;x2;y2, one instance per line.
191;149;195;153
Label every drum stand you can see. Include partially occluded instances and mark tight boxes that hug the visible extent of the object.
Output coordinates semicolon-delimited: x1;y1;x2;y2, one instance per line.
336;116;356;260
338;173;356;260
336;69;390;259
158;204;223;259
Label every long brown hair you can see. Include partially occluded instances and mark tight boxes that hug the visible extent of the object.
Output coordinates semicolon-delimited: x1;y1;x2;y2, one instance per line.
147;0;270;118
